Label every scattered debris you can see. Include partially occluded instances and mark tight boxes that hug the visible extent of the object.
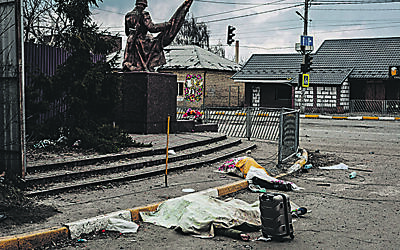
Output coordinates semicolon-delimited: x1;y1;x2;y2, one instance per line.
248;184;266;193
256;236;272;242
349;171;357;179
304;164;313;169
316;183;331;187
34;139;55;149
0;214;7;222
217;156;301;191
182;188;195;193
291;207;308;217
105;218;139;234
319;163;349;170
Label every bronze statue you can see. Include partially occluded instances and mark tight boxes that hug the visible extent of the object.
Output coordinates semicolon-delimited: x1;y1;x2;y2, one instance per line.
123;0;193;72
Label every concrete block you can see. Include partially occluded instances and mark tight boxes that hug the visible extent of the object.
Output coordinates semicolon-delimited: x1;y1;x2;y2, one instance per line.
66;210;132;239
18;227;69;250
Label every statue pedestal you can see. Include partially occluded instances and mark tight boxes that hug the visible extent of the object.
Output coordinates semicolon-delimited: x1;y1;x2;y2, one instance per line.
117;72;177;134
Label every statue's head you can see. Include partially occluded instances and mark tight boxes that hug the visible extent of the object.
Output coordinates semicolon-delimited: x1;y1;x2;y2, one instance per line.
135;0;148;8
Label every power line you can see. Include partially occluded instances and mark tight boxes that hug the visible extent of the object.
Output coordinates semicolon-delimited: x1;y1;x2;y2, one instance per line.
316;23;400;33
204;4;303;23
312;0;400;4
194;0;284;5
312;7;400;10
196;0;289;19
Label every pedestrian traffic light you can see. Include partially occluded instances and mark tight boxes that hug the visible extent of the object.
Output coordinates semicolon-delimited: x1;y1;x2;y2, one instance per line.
302;74;310;87
227;25;236;45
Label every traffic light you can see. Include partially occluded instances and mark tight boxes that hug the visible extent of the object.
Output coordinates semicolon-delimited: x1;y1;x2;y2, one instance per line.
301;54;313;73
227;25;236;45
389;66;400;78
305;54;313;72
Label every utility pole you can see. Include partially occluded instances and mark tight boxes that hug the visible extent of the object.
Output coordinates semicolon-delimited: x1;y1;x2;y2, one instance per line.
300;0;309;113
235;40;239;64
0;0;26;181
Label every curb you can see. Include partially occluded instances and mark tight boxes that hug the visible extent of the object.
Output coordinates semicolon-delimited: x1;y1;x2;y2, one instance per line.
0;150;308;249
301;114;400;121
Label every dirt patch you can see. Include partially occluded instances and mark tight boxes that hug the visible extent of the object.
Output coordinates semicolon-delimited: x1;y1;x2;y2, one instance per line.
306;150;345;169
26;143;98;162
0;181;61;231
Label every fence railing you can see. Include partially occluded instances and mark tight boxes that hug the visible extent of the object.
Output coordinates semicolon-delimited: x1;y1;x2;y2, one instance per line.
302;99;400;116
178;106;300;165
350;100;400;115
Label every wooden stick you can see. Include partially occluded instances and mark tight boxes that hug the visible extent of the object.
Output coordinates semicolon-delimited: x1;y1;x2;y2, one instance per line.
165;116;170;187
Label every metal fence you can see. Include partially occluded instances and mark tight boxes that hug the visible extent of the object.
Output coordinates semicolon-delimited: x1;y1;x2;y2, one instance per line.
303;99;400;116
350;100;400;115
178;106;300;165
24;42;104;124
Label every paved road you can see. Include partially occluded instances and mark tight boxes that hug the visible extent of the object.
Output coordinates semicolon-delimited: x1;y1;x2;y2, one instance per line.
44;118;400;249
299;118;400;155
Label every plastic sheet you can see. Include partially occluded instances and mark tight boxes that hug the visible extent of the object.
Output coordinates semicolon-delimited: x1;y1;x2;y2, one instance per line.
105;218;139;234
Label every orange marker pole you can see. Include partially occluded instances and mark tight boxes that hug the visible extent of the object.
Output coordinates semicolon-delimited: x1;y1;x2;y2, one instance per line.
165;116;170;187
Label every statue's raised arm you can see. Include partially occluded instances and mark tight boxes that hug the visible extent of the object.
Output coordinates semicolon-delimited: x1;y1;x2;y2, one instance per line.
123;0;194;72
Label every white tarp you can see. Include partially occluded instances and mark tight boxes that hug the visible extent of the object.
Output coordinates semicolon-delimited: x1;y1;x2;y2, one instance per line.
140;193;261;236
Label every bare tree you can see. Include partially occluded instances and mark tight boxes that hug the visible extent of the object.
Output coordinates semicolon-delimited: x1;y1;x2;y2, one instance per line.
172;15;225;58
0;6;15;60
173;15;210;49
209;40;225;58
23;0;68;46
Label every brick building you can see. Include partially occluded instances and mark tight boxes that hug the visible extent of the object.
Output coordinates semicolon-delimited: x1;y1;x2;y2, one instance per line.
232;37;400;113
157;45;242;108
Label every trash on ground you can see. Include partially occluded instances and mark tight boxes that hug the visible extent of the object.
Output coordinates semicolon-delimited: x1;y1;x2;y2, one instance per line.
319;163;349;170
291;207;308;217
77;239;87;243
0;171;4;183
140;193;261;237
349;171;357;179
316;183;331;187
248;184;266;193
72;140;81;147
256;236;272;242
34;139;55;149
217;156;301;191
105;218;139;234
168;149;176;155
304;164;313;169
182;188;195;193
0;214;7;222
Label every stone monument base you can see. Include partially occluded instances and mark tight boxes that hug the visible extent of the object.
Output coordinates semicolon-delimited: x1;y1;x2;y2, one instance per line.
117;72;177;134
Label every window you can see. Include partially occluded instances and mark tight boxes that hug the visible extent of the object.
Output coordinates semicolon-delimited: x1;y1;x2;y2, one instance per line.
178;81;184;96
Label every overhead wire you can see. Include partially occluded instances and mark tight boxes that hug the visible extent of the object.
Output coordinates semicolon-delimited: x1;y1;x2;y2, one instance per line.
196;0;289;19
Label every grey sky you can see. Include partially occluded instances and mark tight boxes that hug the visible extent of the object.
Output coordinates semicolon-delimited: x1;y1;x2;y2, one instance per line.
91;0;400;62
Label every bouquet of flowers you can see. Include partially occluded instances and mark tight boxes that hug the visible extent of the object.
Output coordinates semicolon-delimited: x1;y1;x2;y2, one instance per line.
182;108;203;122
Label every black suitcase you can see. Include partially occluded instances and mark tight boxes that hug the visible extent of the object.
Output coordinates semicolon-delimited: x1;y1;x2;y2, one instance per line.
259;192;294;240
